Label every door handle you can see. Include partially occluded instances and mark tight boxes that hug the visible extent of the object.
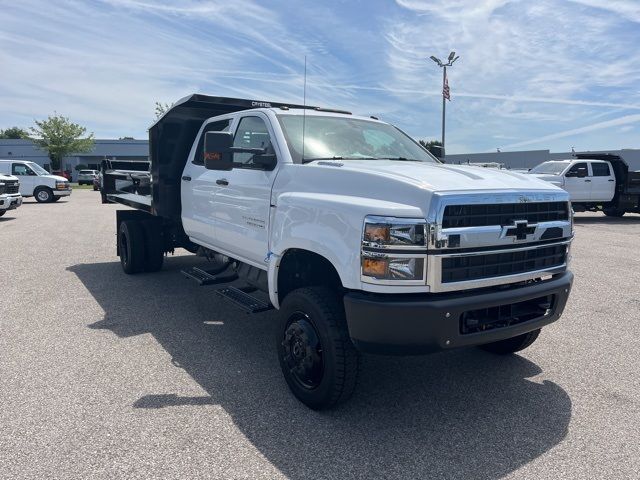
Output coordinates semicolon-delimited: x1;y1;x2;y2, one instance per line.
216;179;229;186
584;179;591;182
608;179;615;182
182;175;191;181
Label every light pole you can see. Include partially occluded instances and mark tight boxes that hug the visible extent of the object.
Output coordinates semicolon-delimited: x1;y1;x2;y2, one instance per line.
429;51;459;152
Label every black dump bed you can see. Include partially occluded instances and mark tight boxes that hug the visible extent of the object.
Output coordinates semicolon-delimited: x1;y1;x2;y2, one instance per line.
149;94;312;220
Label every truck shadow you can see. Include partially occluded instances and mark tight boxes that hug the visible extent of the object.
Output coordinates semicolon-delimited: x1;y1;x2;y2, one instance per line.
69;259;572;480
573;214;640;225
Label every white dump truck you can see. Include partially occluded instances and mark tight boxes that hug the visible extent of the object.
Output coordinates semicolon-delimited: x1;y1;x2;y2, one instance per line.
103;94;574;409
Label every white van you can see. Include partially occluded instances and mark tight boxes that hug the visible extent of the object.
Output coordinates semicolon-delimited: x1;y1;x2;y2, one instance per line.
0;160;71;203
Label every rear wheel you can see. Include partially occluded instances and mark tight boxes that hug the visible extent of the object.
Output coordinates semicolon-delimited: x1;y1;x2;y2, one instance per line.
603;207;625;217
277;287;360;409
479;328;541;355
119;220;145;274
34;187;53;203
141;220;164;272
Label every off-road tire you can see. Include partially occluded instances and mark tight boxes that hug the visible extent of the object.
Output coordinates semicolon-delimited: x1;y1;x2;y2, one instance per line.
141;220;164;272
277;287;360;410
479;328;541;355
34;187;54;203
119;220;146;274
603;207;625;217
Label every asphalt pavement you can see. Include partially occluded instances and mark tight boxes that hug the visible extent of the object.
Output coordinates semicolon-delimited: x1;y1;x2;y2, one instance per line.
1;190;639;479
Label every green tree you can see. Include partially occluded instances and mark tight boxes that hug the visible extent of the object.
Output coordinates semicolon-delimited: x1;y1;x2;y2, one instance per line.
30;114;95;171
0;126;30;139
155;101;172;120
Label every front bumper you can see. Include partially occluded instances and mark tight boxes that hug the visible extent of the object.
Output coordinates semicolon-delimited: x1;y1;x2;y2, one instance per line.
54;188;72;197
344;271;573;355
0;194;23;210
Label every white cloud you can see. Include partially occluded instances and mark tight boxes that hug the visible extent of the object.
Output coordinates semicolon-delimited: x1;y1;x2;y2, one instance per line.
501;114;640;149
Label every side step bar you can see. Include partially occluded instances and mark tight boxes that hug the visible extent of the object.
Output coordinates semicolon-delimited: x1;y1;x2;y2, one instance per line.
182;266;238;286
216;286;273;313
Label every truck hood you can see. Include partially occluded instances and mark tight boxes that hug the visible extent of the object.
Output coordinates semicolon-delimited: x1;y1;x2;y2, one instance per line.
320;160;562;193
528;173;564;185
46;174;69;182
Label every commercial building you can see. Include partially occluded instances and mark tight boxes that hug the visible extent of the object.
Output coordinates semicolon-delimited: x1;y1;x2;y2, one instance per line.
444;148;640;171
1;138;638;180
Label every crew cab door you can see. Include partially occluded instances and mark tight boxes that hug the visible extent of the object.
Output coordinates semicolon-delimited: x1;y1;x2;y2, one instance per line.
588;161;615;202
11;163;37;196
563;162;590;202
213;114;278;266
181;119;232;244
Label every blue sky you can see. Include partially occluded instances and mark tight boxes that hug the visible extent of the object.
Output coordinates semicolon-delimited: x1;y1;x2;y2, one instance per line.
1;0;639;154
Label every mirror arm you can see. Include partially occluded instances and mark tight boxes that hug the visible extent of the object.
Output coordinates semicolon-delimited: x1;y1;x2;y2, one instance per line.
229;146;267;155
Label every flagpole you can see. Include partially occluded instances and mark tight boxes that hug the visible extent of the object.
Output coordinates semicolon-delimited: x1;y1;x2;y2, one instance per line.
442;65;446;149
429;52;459;157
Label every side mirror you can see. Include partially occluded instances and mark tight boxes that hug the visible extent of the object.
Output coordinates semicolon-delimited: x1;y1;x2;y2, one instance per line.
204;131;233;171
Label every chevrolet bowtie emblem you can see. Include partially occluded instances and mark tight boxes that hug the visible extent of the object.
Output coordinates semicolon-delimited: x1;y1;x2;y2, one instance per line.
502;220;536;241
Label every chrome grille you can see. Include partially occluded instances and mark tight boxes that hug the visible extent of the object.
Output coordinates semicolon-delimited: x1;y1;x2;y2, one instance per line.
441;244;567;283
6;182;19;194
442;202;570;228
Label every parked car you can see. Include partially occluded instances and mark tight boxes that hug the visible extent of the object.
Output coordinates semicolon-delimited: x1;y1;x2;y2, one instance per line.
0;160;71;203
77;169;99;185
528;154;640;216
0;173;22;216
102;94;574;409
93;175;100;191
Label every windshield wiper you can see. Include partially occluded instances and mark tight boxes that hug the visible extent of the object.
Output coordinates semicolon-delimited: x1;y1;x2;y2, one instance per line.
302;156;378;164
375;157;421;162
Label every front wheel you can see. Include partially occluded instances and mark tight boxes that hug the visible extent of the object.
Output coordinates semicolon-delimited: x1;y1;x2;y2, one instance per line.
479;328;541;355
51;196;61;202
277;287;360;410
34;187;54;203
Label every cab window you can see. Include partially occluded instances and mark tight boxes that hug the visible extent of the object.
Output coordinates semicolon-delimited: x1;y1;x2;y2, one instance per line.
591;162;611;177
566;162;588;177
12;163;35;176
233;116;273;167
193;120;230;165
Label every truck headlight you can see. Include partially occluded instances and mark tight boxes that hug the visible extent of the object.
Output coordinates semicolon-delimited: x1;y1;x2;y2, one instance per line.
362;254;425;281
363;216;426;248
361;216;427;284
56;182;68;190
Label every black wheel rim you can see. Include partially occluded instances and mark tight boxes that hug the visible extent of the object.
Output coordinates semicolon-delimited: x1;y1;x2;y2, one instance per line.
282;312;324;390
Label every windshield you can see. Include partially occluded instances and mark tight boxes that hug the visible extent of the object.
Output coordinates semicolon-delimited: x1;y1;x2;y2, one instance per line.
276;114;438;164
27;162;50;176
529;162;568;175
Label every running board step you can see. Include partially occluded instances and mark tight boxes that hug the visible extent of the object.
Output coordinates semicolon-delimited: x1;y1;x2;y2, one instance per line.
216;286;273;313
182;267;238;286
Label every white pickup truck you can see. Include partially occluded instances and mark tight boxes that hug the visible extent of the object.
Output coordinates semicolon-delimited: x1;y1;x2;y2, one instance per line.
0;160;71;203
104;94;574;409
0;173;22;216
528;155;640;217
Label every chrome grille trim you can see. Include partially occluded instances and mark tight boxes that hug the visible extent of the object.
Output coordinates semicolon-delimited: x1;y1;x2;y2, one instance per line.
424;191;572;292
